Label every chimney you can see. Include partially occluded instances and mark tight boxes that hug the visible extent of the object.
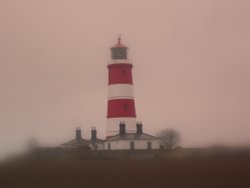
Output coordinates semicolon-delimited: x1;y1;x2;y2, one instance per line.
91;127;97;142
136;122;143;134
76;127;82;140
119;122;126;136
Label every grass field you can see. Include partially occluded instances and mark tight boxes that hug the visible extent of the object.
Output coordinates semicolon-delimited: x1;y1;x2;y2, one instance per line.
0;155;250;188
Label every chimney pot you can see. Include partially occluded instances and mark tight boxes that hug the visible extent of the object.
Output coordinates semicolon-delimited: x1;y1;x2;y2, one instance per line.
76;127;82;140
119;122;126;136
91;127;97;142
136;122;143;134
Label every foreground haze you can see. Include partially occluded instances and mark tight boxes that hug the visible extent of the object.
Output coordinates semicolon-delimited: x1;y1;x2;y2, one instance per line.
0;0;250;158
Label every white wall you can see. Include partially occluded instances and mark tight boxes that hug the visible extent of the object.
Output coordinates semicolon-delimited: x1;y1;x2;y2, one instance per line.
103;139;164;150
108;60;132;65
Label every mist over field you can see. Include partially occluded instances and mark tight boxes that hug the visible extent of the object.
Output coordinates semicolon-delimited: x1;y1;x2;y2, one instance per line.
1;0;250;158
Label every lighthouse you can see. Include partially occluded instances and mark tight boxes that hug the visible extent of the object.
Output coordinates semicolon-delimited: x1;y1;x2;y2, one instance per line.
61;37;165;151
106;37;137;137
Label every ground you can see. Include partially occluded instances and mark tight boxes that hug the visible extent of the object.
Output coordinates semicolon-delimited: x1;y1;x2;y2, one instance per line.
0;155;250;188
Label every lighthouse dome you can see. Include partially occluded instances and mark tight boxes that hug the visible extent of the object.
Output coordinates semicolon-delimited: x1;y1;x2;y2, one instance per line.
111;37;128;60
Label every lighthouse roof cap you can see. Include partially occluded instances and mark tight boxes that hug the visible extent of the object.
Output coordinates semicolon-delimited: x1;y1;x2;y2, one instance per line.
111;36;128;48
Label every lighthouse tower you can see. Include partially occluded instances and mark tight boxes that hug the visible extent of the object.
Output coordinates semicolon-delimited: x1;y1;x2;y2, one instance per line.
106;37;137;137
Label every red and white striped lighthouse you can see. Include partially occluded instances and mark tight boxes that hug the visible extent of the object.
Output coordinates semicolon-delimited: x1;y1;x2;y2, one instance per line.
106;37;137;137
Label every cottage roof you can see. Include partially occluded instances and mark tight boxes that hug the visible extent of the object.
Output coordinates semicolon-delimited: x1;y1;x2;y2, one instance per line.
106;133;160;141
90;138;104;144
61;138;90;147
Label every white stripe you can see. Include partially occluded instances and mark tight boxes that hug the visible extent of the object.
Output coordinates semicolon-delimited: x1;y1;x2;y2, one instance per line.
108;59;132;65
108;96;134;100
108;84;134;99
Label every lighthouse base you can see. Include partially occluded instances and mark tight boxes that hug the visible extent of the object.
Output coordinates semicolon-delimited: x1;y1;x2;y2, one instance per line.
106;117;136;137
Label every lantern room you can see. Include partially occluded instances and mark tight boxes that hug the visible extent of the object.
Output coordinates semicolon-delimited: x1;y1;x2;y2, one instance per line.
111;37;128;60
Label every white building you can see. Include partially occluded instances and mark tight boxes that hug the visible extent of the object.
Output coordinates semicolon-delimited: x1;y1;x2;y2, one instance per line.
61;127;104;150
61;125;164;151
104;122;165;150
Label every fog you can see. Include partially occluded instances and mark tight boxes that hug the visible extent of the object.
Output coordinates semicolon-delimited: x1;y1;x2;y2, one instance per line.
0;0;250;158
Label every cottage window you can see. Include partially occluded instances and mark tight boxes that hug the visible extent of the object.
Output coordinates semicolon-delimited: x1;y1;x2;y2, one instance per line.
108;143;111;150
147;142;152;150
130;142;135;150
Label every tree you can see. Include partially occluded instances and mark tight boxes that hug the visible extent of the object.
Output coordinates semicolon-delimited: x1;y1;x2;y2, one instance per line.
156;129;181;149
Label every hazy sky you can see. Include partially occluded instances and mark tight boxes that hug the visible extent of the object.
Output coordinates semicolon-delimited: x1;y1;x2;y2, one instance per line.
0;0;250;158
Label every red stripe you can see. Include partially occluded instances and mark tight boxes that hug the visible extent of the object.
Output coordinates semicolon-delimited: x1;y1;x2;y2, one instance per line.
108;63;133;85
107;99;136;118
